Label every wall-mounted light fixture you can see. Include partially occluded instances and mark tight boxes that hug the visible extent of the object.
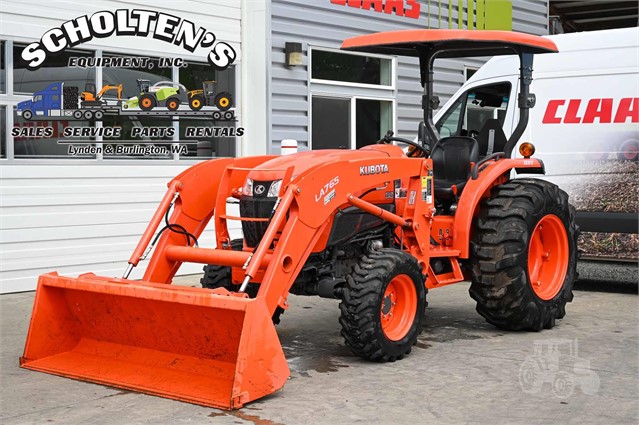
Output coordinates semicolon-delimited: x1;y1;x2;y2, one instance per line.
285;42;303;67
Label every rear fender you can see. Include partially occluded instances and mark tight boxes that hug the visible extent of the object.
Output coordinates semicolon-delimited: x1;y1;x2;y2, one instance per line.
453;158;544;258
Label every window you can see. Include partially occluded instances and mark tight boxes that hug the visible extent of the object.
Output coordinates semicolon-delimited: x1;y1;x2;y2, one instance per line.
180;63;235;99
436;83;511;137
1;45;237;161
311;96;393;150
311;48;393;88
355;99;392;149
102;54;172;99
179;117;236;158
1;106;5;158
13;44;95;94
309;47;395;150
312;97;350;150
13;109;96;159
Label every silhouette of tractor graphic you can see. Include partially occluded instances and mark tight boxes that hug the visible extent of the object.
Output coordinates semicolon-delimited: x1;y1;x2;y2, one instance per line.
519;339;600;398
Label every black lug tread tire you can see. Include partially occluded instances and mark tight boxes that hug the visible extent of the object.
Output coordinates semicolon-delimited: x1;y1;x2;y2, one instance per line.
201;238;246;290
469;178;579;332
139;94;156;111
339;248;426;362
215;92;233;111
200;238;284;324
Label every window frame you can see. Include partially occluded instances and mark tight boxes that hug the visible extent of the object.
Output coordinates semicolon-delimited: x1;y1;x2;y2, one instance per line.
309;46;396;91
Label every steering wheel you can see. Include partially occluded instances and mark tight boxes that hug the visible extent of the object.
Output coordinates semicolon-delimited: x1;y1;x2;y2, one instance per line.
377;130;430;157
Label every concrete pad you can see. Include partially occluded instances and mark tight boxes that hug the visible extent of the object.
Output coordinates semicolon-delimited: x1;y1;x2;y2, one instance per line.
1;278;637;425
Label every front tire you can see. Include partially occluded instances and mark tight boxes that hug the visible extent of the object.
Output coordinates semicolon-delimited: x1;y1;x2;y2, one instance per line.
200;239;283;323
189;95;204;111
469;179;578;331
200;239;253;292
339;249;426;362
139;94;156;111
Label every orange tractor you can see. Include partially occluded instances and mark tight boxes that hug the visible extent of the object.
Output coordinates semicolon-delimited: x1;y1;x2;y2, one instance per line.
21;30;578;409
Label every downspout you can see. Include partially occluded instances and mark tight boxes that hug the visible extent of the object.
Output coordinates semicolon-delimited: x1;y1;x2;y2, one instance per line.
504;51;536;157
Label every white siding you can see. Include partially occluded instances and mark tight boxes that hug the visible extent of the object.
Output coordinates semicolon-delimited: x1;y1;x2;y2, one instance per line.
0;163;242;293
0;0;244;293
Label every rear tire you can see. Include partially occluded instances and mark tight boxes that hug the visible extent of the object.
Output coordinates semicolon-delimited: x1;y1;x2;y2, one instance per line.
339;249;425;362
215;92;233;111
469;179;578;331
166;97;180;111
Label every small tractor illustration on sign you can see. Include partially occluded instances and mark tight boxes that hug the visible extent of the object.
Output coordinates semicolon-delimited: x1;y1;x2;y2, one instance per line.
519;338;600;398
187;80;233;117
124;79;186;111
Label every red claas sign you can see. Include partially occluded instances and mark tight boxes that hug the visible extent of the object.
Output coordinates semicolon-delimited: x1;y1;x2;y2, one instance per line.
330;0;421;19
543;98;639;124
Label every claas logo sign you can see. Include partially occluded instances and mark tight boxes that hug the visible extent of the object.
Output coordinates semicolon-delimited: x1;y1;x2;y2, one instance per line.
543;98;639;124
330;0;421;19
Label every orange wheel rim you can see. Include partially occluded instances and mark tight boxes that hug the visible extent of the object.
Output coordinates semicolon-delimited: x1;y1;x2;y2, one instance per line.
380;274;417;341
142;99;151;107
528;214;569;300
219;98;229;107
169;100;178;109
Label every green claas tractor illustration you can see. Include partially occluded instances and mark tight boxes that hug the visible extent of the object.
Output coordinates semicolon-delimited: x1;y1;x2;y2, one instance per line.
187;80;233;112
124;79;186;111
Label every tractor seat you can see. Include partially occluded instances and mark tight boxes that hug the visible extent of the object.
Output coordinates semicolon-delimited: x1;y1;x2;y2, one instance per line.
476;119;508;157
431;136;480;200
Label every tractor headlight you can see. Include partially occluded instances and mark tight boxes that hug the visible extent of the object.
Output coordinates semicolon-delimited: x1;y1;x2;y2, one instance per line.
267;180;282;197
242;178;254;196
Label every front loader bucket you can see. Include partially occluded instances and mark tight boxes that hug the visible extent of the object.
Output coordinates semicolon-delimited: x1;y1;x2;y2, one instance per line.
20;273;289;410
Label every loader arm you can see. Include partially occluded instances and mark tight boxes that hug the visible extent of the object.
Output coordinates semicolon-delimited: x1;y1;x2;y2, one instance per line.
140;155;433;316
137;155;277;283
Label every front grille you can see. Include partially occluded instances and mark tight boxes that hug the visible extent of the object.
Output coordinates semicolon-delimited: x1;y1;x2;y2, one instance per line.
239;196;277;247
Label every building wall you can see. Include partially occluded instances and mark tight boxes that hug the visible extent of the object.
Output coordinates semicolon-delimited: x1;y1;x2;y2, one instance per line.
269;0;549;151
0;1;245;293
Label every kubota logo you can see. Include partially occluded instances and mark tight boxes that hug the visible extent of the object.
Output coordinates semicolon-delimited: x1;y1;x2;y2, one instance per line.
360;164;389;175
542;98;638;124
